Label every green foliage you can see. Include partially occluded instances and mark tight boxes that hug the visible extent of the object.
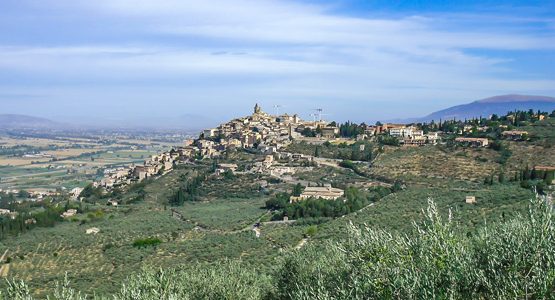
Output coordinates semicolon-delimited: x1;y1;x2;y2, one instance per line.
338;159;355;169
17;190;29;199
175;197;268;231
114;261;273;300
4;195;554;299
377;135;400;146
79;184;103;200
292;183;304;197
286;141;376;162
490;141;512;165
132;237;162;248
169;172;206;206
268;187;389;220
338;121;366;138
513;166;555;194
300;127;317;137
222;169;235;180
1;262;271;300
0;205;64;240
274;196;555;299
304;225;318;237
169;188;187;206
265;193;289;210
314;146;321;157
86;209;105;221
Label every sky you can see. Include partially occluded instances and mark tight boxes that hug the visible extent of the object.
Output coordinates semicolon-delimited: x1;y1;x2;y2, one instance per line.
0;0;554;129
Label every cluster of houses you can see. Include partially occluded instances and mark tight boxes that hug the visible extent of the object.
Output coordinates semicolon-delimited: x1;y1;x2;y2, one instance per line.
0;208;18;219
454;137;490;147
374;124;527;147
87;104;542;197
384;124;440;146
90;104;311;192
501;130;529;140
0;188;60;202
452;129;529;148
196;104;328;156
194;105;446;152
94;151;182;190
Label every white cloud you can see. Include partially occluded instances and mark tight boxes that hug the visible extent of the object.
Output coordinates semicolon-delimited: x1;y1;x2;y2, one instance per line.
1;0;554;124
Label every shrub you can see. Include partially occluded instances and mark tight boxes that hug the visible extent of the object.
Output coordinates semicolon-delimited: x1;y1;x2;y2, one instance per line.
274;196;555;299
114;261;273;300
132;237;162;248
304;225;318;237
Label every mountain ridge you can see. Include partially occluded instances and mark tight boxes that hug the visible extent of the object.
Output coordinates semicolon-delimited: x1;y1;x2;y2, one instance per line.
387;94;555;124
0;114;62;129
476;94;555;104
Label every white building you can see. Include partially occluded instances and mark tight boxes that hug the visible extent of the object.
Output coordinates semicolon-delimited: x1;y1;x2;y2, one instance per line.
292;186;345;201
389;127;413;137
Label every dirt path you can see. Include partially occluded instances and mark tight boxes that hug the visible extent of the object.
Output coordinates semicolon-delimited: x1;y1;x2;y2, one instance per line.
295;238;309;250
172;209;277;235
0;249;9;278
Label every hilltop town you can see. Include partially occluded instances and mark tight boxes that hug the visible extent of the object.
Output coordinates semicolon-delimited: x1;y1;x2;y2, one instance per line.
1;104;553;221
89;104;554;198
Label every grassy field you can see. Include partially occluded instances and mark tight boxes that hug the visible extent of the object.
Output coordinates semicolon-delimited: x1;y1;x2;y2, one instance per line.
173;197;268;231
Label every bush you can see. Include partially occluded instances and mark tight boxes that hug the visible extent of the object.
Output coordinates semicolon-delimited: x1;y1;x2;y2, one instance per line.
2;261;272;300
274;196;555;299
115;261;273;300
304;225;318;237
132;237;162;248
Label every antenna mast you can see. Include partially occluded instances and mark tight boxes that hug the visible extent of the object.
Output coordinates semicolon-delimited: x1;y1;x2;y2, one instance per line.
274;105;282;116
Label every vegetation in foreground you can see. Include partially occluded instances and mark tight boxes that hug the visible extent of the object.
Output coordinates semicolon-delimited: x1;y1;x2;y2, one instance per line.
2;195;554;300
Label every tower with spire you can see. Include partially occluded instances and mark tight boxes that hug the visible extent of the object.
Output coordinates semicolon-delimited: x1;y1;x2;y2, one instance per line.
254;103;261;114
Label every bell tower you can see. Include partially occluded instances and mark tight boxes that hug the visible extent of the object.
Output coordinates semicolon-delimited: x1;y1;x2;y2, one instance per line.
254;103;261;114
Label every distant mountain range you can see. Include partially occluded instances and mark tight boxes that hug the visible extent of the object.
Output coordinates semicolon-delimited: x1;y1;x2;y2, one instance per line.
0;114;63;130
390;94;555;124
2;94;555;130
0;114;209;132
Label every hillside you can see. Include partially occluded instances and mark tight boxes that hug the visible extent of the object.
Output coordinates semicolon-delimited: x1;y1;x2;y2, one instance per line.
397;94;555;123
0;114;61;129
0;110;554;298
0;142;550;296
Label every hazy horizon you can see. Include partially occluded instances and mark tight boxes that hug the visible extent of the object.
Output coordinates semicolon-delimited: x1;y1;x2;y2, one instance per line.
1;0;554;129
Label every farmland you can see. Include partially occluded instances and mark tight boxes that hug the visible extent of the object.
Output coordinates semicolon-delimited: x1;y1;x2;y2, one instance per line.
0;133;176;192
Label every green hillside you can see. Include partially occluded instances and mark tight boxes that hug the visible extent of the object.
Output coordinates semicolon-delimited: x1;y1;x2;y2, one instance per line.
0;136;553;298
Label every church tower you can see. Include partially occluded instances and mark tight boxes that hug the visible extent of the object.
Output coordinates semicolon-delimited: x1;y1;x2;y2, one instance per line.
254;103;261;114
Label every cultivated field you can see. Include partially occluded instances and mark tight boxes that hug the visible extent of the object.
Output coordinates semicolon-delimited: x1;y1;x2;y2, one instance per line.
0;134;167;191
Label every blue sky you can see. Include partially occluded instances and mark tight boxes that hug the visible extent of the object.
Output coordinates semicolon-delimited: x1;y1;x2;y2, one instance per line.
0;0;554;129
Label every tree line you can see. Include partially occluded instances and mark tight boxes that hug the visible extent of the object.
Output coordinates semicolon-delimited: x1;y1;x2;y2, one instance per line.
169;172;207;206
266;184;393;220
